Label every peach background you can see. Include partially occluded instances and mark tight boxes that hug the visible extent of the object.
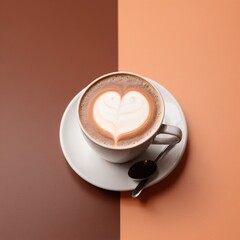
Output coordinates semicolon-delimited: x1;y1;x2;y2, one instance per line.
119;0;240;239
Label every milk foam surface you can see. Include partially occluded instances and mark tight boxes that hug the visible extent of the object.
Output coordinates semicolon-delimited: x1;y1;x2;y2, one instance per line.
79;73;163;148
93;90;149;143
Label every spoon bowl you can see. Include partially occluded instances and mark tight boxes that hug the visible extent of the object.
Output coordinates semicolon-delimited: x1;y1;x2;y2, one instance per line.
128;144;174;181
128;160;157;180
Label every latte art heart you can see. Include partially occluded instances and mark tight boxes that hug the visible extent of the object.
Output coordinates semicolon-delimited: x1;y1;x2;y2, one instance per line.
93;91;150;143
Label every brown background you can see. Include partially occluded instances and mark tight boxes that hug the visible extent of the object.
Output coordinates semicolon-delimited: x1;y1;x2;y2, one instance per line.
0;0;119;239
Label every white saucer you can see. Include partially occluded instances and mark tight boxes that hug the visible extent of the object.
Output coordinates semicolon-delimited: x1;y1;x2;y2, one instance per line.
59;80;188;191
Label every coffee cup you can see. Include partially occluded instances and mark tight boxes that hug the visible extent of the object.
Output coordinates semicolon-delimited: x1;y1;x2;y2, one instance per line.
77;72;182;163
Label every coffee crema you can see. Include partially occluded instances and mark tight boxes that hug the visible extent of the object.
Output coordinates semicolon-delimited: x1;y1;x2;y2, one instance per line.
79;73;163;148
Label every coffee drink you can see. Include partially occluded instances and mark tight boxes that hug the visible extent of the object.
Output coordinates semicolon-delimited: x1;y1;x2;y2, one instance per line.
77;72;182;163
79;73;164;148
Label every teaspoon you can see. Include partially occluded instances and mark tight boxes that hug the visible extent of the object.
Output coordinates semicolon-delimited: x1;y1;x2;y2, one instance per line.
128;144;175;198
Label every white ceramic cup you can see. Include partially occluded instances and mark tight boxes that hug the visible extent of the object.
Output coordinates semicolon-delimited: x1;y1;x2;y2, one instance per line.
77;72;182;163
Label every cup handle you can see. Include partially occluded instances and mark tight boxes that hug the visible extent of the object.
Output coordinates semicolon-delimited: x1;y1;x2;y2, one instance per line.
152;124;182;145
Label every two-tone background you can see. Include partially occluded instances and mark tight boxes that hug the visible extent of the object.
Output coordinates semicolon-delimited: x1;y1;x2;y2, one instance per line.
1;0;240;239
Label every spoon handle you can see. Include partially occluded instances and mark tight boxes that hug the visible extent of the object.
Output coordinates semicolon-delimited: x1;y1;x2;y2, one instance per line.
131;179;149;198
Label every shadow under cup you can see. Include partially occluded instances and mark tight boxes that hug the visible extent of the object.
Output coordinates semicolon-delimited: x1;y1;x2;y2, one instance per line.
77;72;182;163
